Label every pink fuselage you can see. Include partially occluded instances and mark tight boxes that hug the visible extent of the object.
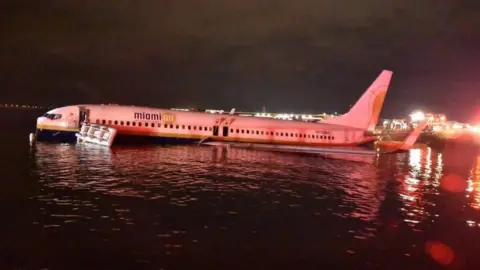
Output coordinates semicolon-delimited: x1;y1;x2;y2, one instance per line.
36;104;375;146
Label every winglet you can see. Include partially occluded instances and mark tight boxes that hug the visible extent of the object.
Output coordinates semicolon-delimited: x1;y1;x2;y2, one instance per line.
396;120;428;151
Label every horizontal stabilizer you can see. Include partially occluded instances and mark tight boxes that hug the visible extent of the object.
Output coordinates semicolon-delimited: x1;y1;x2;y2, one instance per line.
397;120;428;151
379;120;428;153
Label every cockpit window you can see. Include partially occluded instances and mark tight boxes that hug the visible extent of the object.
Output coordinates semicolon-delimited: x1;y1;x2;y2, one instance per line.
43;113;62;120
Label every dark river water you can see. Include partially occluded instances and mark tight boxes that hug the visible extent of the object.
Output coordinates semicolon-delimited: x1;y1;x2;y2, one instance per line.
1;109;480;270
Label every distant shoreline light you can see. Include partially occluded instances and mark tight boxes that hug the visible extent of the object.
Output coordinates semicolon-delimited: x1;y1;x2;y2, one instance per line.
0;104;47;109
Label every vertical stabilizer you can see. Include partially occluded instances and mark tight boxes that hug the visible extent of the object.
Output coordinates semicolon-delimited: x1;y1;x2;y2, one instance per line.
322;70;393;132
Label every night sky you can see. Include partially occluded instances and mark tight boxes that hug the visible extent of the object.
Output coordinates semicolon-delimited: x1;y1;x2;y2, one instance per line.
1;1;480;121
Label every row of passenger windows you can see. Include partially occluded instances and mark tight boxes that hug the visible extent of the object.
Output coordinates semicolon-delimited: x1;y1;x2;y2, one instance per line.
94;119;335;140
95;119;213;131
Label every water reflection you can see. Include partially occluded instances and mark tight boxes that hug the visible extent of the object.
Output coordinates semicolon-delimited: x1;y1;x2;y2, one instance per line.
468;156;480;210
32;143;381;201
28;142;480;267
31;144;480;226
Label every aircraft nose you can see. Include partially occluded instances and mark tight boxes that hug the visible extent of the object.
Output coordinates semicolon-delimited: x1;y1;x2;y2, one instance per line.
37;116;46;126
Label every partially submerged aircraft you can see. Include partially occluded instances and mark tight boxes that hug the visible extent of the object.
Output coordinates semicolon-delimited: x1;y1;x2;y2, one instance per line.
35;70;393;150
220;119;428;160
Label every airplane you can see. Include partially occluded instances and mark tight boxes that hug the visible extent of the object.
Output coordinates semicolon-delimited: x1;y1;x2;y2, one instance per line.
212;118;428;159
35;70;393;149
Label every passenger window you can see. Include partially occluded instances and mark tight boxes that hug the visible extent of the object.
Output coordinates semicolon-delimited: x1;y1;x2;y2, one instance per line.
230;128;234;133
176;125;179;129
199;126;202;131
241;129;244;133
188;125;191;130
332;136;335;140
193;126;197;130
169;124;173;128
132;122;136;126
256;130;259;135
209;127;212;131
151;123;155;127
236;129;239;133
126;121;130;126
114;120;118;125
102;120;106;124
120;121;124;125
158;123;161;127
108;120;112;125
182;125;185;129
271;132;274;136
95;119;100;124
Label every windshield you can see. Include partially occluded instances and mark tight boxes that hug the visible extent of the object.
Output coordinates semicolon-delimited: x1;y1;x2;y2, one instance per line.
43;113;62;120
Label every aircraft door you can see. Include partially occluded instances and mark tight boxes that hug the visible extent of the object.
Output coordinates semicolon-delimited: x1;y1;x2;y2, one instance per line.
222;126;229;137
79;107;90;124
213;126;219;136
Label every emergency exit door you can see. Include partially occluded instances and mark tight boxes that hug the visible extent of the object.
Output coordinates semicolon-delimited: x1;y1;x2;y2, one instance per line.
213;126;219;136
222;126;229;137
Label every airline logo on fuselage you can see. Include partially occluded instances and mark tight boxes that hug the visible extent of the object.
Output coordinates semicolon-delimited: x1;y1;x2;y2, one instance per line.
133;112;176;123
162;113;176;124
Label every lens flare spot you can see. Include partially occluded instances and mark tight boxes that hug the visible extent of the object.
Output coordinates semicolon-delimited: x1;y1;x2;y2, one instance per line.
440;173;467;193
425;241;454;265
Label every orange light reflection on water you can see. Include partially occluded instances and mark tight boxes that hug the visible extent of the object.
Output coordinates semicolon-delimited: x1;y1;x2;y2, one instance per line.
468;156;480;210
395;144;480;232
398;149;430;227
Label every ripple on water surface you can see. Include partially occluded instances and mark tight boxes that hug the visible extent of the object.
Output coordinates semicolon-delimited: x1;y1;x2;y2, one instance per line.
27;143;480;268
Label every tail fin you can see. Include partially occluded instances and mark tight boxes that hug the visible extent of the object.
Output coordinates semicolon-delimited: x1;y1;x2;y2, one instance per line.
322;70;393;132
397;120;428;151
